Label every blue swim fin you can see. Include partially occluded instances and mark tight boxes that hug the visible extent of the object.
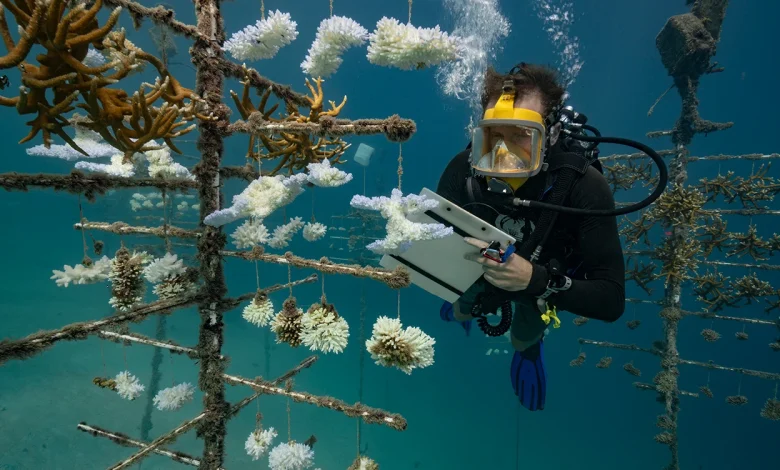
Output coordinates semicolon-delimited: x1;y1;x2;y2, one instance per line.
440;301;472;336
510;339;546;411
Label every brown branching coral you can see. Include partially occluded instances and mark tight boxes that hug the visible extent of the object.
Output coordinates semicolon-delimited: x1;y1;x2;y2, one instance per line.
0;1;210;161
760;398;780;420
569;352;586;367
231;71;351;175
596;356;613;369
627;319;641;330
699;385;714;398
726;225;773;261
653;236;701;286
696;215;733;256
692;270;734;311
624;362;642;377
699;165;778;208
700;328;720;342
625;257;657;294
270;297;304;347
730;274;775;306
620;213;655;248
649;183;708;227
726;395;748;406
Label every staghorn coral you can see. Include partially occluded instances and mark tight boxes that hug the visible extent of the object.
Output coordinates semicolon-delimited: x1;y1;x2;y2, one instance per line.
270;297;304;347
230;69;351;174
0;1;210;162
726;224;773;260
648;183;707;227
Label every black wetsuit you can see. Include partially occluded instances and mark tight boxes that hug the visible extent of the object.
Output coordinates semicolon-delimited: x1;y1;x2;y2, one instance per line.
436;147;626;327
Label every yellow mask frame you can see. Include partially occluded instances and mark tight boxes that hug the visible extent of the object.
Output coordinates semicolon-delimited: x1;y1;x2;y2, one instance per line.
471;82;548;191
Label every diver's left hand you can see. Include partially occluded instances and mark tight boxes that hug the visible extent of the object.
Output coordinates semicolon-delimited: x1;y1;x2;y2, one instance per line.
462;237;533;291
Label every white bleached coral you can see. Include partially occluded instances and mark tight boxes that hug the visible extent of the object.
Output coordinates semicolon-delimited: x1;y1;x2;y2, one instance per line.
268;217;305;249
145;145;195;180
231;218;271;248
348;456;379;470
51;256;111;287
153;382;195;411
268;441;315;470
366;316;435;374
300;305;349;354
26;125;117;161
204;174;309;227
224;10;298;61
350;188;453;255
367;17;462;70
72;141;194;180
245;427;278;461
75;153;138;177
143;252;186;284
306;159;353;187
243;296;275;327
302;222;327;242
301;16;369;78
115;370;145;400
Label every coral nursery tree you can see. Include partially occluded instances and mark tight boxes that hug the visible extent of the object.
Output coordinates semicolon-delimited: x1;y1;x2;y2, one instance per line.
573;2;780;469
0;0;465;468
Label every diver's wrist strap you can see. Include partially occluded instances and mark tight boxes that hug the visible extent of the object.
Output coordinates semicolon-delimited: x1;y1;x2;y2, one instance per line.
538;275;571;300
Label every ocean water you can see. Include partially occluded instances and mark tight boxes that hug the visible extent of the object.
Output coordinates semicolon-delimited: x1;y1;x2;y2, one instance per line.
0;1;778;469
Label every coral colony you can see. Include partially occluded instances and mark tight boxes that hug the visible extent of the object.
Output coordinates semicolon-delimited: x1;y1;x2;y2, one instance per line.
0;0;466;468
569;2;780;470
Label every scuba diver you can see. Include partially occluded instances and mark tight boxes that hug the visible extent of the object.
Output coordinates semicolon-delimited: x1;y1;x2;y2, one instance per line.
436;62;668;411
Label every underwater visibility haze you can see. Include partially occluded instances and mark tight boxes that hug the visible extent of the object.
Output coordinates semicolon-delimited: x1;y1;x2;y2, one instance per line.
0;0;778;469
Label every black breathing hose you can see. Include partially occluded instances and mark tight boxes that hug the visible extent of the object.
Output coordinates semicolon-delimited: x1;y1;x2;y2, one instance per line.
513;130;669;217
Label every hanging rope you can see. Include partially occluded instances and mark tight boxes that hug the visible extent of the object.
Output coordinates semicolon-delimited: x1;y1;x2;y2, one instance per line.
397;143;404;191
78;195;89;262
408;0;413;23
260;0;265;19
329;0;333;17
162;189;172;254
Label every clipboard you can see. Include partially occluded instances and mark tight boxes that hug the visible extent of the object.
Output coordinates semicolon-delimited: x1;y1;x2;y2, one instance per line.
379;187;516;303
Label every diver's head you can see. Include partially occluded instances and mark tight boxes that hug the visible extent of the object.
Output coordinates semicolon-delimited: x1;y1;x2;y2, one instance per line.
470;63;566;192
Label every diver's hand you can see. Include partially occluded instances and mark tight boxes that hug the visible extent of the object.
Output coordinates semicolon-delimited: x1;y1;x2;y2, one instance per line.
462;237;533;291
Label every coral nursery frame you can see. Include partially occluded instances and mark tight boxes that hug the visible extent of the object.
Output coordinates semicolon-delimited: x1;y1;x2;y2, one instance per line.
0;1;416;468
